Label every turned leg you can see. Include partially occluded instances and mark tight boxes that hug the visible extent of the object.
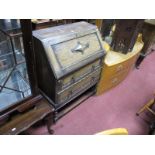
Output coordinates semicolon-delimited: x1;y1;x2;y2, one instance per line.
45;113;54;134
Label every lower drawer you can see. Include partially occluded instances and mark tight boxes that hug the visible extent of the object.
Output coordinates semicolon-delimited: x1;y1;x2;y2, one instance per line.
56;68;101;104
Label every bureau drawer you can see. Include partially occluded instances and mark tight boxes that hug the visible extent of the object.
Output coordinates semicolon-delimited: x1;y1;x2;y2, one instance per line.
56;68;101;104
57;59;102;91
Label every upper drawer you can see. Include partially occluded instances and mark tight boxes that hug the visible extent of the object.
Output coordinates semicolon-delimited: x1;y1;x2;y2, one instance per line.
52;33;102;70
56;59;102;91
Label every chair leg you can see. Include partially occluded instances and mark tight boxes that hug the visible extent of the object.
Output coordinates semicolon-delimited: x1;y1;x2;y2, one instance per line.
136;105;148;116
146;107;155;116
149;121;155;135
136;99;155;116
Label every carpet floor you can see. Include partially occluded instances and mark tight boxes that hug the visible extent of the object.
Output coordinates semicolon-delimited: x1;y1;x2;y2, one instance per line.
27;52;155;135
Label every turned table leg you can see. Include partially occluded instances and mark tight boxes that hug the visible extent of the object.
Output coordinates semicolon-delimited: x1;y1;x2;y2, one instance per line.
45;113;54;134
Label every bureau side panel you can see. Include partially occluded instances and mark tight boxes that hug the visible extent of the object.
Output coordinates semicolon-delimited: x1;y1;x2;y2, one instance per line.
33;38;56;102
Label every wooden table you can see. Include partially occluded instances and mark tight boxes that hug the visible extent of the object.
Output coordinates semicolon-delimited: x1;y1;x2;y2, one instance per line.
0;98;54;135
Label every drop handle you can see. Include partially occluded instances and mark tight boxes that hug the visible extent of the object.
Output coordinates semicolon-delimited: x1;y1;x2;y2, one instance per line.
71;41;89;54
91;76;95;82
116;65;123;71
91;65;96;71
68;90;73;98
111;78;118;84
71;77;75;83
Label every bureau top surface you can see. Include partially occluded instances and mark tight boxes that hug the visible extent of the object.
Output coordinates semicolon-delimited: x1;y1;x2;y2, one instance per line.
33;22;97;43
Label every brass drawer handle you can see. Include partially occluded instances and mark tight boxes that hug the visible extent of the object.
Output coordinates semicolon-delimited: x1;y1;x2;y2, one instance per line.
91;76;95;82
111;78;118;84
71;77;75;83
71;41;89;54
67;90;73;98
116;65;123;71
91;65;95;71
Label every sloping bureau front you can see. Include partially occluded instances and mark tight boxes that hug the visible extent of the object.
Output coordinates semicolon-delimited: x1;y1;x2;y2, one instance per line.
33;22;105;109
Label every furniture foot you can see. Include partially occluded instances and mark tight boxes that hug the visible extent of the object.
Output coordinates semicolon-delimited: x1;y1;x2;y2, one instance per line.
45;113;54;134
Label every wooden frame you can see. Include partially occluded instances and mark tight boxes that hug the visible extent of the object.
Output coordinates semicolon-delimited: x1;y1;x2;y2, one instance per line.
0;20;39;116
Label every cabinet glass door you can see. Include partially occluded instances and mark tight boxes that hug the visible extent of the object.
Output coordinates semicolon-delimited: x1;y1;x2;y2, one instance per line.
0;19;31;111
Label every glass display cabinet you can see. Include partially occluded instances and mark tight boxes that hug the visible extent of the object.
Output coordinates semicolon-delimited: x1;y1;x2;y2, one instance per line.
0;19;31;112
